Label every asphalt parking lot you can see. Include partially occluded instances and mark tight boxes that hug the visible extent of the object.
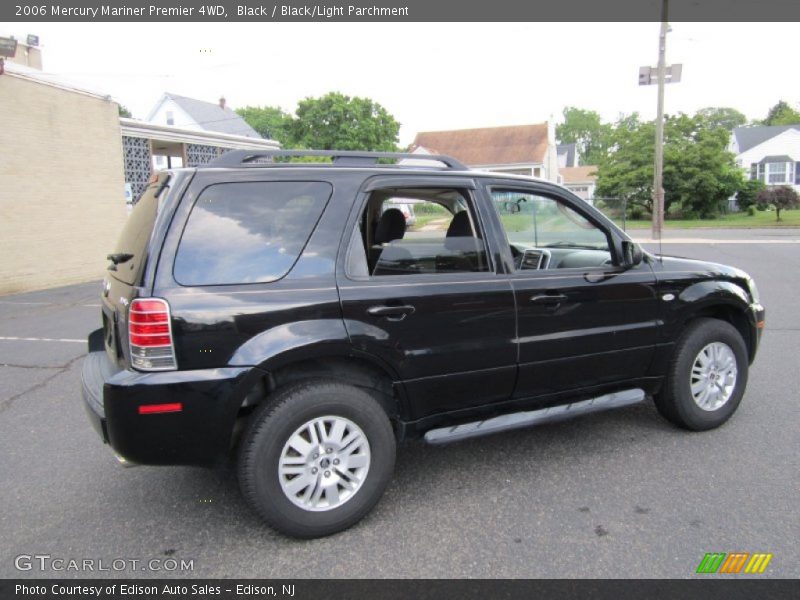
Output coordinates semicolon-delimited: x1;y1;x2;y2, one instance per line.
1;228;798;579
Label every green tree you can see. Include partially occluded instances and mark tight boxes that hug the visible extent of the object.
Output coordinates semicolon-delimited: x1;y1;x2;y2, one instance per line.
757;185;800;221
695;107;747;131
736;179;765;211
118;104;132;118
662;113;744;217
291;92;400;151
761;101;800;126
556;106;613;166
594;113;655;215
236;105;295;144
595;111;744;218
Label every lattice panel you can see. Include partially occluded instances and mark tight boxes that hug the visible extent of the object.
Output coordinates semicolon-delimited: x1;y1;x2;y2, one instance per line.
186;144;226;167
122;136;152;201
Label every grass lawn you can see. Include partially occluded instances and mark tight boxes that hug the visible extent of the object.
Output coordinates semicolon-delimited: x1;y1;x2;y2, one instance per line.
614;209;800;230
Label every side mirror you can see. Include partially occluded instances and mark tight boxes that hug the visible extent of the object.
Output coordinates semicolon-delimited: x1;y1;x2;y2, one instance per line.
621;240;643;268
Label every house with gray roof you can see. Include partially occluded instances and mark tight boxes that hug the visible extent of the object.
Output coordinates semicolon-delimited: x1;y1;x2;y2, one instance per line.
730;124;800;193
146;93;260;138
556;143;578;168
131;93;276;187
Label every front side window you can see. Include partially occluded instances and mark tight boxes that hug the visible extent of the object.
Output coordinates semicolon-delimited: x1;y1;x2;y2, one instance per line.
348;187;489;277
490;189;612;270
174;181;331;286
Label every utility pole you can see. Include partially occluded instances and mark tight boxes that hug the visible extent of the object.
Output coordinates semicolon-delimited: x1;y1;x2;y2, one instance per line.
653;0;668;239
639;2;680;239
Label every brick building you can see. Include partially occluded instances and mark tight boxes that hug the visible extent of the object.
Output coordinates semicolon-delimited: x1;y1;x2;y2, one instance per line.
0;63;128;294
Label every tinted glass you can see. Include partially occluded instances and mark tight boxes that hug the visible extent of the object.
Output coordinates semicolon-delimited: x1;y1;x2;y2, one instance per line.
364;193;489;276
174;181;331;286
110;173;167;285
492;190;609;250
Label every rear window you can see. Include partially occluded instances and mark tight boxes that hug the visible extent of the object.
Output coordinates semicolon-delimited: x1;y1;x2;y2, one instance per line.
110;175;167;285
173;181;332;286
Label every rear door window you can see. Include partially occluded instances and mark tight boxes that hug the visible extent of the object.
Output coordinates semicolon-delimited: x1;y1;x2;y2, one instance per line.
348;187;490;277
109;173;168;285
173;181;332;286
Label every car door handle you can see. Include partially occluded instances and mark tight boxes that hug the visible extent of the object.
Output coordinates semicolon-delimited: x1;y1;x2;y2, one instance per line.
367;305;416;320
530;293;568;304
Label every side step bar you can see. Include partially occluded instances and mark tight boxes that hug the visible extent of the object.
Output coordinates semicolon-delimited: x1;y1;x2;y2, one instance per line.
424;389;645;445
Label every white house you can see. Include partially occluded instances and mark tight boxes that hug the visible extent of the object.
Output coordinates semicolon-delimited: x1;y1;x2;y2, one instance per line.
556;143;579;168
145;93;263;170
730;125;800;192
147;92;260;137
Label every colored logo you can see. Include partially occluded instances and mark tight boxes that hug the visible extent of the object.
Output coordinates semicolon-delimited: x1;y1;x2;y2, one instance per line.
696;552;773;574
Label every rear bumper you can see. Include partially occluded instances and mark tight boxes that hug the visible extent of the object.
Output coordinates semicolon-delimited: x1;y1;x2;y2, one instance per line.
81;351;113;442
80;349;252;466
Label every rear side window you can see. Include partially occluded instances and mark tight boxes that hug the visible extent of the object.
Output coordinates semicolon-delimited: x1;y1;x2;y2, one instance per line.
173;181;332;286
110;174;167;285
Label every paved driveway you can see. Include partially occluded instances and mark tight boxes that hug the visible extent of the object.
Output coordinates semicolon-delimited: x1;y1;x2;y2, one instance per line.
0;233;797;578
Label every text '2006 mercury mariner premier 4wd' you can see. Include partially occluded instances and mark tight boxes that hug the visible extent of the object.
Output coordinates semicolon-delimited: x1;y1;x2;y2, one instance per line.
82;150;765;538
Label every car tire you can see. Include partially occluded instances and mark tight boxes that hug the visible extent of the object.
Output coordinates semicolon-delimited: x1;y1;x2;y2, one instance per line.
654;318;748;431
237;379;396;538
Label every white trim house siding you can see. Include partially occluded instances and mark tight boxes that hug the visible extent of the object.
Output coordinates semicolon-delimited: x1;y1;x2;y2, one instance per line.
736;128;800;192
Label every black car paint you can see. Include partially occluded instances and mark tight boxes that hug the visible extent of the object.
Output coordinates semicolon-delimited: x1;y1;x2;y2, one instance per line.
83;165;765;466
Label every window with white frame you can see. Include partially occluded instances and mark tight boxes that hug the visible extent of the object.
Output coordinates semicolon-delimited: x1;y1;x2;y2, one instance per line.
768;162;787;184
753;161;796;185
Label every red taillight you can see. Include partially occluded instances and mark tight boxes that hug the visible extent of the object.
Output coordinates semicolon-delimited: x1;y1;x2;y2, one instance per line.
129;298;177;371
131;299;170;312
129;310;169;323
129;322;170;335
130;333;172;346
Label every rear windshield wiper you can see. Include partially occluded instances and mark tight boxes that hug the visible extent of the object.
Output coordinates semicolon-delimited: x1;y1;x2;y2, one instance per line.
106;253;134;271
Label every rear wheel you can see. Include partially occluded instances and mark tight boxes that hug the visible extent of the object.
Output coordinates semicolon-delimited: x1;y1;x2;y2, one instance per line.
654;318;748;431
237;379;396;538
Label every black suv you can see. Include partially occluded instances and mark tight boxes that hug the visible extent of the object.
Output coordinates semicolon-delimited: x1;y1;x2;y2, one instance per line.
82;149;765;538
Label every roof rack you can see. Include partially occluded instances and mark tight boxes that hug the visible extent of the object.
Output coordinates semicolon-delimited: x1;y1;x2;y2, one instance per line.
205;149;469;171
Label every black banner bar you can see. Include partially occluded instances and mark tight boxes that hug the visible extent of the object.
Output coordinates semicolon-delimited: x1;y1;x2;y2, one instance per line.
4;0;800;22
2;579;800;600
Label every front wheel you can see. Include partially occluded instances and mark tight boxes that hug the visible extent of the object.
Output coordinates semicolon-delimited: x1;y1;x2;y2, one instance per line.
237;380;396;538
654;318;749;431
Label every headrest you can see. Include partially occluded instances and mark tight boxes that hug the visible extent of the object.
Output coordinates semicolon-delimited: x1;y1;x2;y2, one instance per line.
446;211;473;238
375;208;407;244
